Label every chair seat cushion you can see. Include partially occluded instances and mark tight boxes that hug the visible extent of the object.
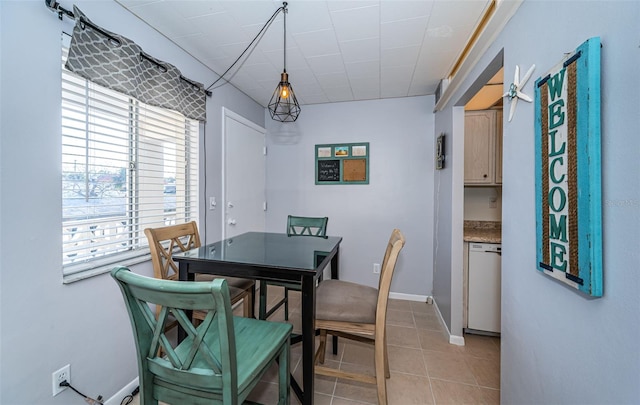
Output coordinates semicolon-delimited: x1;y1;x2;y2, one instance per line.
316;279;378;324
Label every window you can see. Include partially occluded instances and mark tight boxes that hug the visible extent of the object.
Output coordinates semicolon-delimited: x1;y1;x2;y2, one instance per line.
61;39;199;282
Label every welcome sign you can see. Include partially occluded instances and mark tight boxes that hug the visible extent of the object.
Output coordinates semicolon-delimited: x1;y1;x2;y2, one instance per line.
534;37;603;297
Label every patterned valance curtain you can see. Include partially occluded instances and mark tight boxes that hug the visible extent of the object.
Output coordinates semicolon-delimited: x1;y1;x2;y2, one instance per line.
65;6;207;121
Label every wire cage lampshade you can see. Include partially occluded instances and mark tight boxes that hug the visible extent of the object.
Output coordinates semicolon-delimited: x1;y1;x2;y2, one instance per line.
269;71;300;122
268;2;300;122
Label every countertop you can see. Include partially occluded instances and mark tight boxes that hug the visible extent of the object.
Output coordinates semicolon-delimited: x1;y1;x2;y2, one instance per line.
464;221;502;244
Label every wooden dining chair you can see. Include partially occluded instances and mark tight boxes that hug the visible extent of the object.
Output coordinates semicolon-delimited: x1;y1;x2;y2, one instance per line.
144;221;255;322
258;215;328;320
314;229;405;405
111;266;291;405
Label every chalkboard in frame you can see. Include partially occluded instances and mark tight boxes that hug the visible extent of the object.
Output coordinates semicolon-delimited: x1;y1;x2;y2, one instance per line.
315;142;369;185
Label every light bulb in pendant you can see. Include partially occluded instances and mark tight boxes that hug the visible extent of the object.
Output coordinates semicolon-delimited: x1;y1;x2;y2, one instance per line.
280;85;290;99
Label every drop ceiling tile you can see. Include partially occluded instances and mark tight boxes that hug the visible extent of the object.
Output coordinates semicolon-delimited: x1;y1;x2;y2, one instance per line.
189;12;252;43
316;72;350;89
230;73;267;93
298;93;330;105
326;1;378;12
345;60;380;79
381;16;429;49
237;50;272;67
291;81;325;96
381;64;414;97
412;55;451;82
222;1;283;26
425;24;455;39
325;87;355;103
381;45;420;68
252;24;286;53
306;54;345;76
350;76;380;92
352;88;381;101
429;0;488;28
116;0;494;107
380;0;433;23
239;63;281;82
120;1;184;24
284;67;320;85
287;2;332;33
339;38;380;64
292;29;341;58
263;47;308;71
174;1;227;19
330;5;379;42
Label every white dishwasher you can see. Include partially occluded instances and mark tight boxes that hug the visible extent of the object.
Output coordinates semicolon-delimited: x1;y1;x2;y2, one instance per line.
467;243;501;334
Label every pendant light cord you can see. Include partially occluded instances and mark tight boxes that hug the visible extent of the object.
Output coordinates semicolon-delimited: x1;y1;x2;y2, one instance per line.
206;3;287;92
283;2;287;74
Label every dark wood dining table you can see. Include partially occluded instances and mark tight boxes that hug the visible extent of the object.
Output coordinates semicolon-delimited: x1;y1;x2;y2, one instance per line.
173;231;342;405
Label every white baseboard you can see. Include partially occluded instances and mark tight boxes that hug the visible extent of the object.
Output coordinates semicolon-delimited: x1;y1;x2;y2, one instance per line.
432;298;465;346
104;377;139;405
389;292;429;302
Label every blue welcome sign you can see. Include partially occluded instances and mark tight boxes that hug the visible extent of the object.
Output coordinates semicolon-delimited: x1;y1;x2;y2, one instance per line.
534;37;603;297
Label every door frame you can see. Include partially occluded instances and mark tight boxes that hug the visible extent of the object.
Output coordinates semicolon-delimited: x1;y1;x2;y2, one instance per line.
454;51;504;341
221;107;266;240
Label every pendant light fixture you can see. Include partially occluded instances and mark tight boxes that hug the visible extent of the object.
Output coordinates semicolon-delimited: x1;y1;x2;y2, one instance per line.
268;2;301;122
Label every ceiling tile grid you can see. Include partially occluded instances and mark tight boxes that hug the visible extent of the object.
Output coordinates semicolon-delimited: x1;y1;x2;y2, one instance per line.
117;0;493;107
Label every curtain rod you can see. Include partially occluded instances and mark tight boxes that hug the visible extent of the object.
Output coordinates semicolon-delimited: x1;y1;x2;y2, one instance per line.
44;0;212;97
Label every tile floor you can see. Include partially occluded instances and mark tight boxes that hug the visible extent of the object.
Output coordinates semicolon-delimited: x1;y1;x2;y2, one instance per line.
129;286;500;404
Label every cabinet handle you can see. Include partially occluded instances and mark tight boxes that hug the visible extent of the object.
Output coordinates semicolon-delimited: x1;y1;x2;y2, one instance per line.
483;174;488;178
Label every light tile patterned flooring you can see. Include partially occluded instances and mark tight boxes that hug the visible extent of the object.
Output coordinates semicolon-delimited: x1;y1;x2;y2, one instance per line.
130;286;500;404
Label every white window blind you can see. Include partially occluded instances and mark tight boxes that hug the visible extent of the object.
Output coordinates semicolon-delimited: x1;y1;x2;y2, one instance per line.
61;37;199;282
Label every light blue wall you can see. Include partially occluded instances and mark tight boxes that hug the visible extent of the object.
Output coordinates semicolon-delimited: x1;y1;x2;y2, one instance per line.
0;1;261;403
435;0;640;402
264;96;435;296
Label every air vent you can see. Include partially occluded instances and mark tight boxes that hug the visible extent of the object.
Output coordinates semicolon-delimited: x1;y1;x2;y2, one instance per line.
435;79;449;104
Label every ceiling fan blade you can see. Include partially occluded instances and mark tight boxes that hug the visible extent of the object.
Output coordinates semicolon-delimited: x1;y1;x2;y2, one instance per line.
517;91;533;103
520;64;536;87
508;97;518;122
513;65;521;86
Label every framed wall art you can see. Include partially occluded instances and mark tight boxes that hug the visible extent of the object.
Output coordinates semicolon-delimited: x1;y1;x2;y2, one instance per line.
315;142;369;185
534;37;603;297
435;133;445;170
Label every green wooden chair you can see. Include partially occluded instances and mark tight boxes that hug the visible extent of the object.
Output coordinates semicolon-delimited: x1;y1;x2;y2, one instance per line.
259;215;328;321
111;266;292;405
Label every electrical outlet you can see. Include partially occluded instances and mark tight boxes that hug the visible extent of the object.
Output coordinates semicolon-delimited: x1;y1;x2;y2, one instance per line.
52;364;70;396
373;263;380;274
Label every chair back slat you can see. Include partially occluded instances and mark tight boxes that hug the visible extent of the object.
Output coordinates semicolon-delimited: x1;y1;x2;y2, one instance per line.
111;266;235;392
145;221;201;281
376;229;406;329
287;215;328;237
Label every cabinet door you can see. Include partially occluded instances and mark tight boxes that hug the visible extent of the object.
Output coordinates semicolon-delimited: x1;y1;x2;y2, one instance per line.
464;111;495;184
495;110;503;184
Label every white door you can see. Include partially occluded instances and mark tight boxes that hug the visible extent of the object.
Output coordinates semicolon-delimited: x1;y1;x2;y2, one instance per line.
222;108;266;239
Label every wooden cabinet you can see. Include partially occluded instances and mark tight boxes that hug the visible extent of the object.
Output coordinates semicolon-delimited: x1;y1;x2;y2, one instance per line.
495;110;503;184
464;110;502;185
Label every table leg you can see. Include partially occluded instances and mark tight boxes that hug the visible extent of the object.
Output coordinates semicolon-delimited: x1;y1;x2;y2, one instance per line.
177;261;195;343
300;273;316;405
330;246;339;355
